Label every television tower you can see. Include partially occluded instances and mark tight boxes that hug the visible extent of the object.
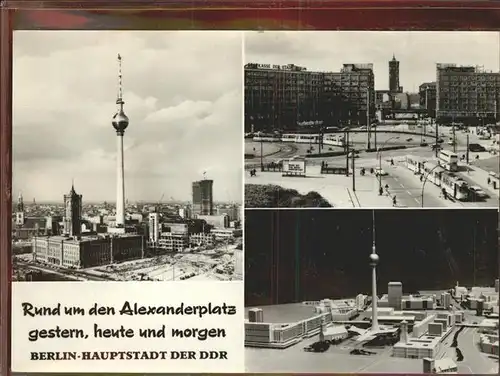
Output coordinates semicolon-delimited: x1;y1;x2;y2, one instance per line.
369;210;379;332
111;54;129;227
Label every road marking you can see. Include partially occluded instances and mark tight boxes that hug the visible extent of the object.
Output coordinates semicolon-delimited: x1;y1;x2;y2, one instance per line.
399;183;405;188
414;198;420;204
407;191;412;196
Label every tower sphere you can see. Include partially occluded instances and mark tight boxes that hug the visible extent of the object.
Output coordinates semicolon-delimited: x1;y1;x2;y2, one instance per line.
369;253;379;265
112;110;129;132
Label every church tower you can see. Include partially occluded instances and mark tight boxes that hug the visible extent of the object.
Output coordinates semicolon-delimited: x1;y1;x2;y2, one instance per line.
15;191;25;226
63;182;82;236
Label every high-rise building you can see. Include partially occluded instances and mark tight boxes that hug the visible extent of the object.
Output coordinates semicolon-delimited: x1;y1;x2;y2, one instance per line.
111;54;129;228
63;183;82;236
389;55;402;93
419;82;437;117
388;282;403;309
244;62;375;132
148;212;160;244
436;63;500;124
15;191;25;226
192;179;214;216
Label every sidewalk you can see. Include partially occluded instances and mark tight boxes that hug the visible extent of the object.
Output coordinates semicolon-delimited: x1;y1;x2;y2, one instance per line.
247;165;393;208
458;163;499;198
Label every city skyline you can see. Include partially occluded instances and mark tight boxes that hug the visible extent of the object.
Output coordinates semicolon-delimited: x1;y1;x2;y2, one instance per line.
245;31;500;91
13;31;243;202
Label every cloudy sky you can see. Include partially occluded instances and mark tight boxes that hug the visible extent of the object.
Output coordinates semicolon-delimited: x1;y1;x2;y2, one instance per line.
245;31;500;91
13;31;243;203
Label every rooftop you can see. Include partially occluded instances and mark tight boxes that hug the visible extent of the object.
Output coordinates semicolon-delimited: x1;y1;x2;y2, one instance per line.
245;303;316;324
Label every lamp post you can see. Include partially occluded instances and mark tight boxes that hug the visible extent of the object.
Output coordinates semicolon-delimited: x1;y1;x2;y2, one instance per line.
345;130;350;177
351;150;356;192
260;138;264;172
376;136;400;194
420;163;442;208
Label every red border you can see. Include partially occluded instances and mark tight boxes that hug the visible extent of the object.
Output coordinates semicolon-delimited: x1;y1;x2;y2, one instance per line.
2;1;500;376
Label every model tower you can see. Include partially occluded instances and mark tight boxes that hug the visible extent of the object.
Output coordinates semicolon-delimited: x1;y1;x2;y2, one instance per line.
111;54;129;227
369;210;380;332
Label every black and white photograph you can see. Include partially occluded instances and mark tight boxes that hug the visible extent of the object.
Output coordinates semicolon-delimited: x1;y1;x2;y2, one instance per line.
12;31;243;282
244;209;499;373
244;31;500;208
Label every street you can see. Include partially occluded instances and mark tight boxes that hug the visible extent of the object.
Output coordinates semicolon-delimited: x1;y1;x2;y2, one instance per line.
457;327;498;374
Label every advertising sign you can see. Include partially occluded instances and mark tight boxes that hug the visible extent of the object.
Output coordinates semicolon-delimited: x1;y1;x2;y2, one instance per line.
282;159;306;177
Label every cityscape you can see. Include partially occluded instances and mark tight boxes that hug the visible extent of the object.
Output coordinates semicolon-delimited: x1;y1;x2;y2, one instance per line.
244;209;499;373
244;31;500;208
12;31;243;282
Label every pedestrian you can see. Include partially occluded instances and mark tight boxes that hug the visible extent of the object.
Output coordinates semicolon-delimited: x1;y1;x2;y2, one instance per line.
487;177;491;185
390;158;394;166
379;186;383;196
385;184;389;190
420;175;423;182
392;196;397;207
370;167;374;174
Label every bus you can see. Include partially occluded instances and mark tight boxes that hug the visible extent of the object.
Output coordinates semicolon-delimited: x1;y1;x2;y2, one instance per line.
440;172;469;201
422;162;445;186
406;156;427;174
438;150;459;172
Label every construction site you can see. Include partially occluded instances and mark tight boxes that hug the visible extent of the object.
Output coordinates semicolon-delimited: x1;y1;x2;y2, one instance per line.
87;243;242;281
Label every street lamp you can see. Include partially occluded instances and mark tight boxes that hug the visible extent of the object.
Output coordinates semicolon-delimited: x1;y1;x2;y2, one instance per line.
420;163;442;208
260;138;264;172
376;136;400;194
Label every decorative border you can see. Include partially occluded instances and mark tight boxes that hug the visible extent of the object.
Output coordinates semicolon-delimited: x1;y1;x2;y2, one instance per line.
1;1;500;376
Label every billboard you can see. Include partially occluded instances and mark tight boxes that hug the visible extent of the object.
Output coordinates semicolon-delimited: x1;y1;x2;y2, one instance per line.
282;158;306;177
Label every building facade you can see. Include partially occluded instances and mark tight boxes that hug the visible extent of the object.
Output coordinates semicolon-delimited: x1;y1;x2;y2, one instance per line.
419;82;437;117
244;62;375;132
32;234;143;268
148;212;160;244
196;214;229;229
63;184;82;237
192;179;214;216
157;232;188;252
436;64;500;124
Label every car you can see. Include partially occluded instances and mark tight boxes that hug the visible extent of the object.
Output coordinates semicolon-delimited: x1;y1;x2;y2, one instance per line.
359;126;367;130
420;142;428;147
469;143;486;152
406;137;413;142
437;138;444;143
431;144;442;150
447;140;456;145
469;186;488;199
374;168;388;176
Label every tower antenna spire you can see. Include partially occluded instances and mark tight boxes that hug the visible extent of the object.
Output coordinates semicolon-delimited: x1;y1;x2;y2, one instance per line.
117;53;124;109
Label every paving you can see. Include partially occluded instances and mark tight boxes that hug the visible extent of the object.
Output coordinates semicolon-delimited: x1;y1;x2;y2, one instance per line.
246;165;393;208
